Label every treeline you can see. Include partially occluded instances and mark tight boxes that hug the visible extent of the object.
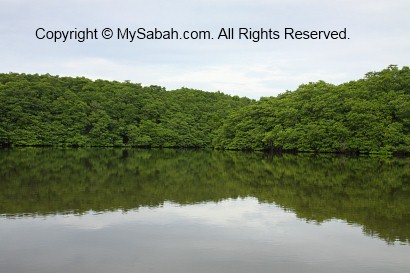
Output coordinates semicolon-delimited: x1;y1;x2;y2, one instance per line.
0;73;251;147
214;65;410;154
0;65;409;153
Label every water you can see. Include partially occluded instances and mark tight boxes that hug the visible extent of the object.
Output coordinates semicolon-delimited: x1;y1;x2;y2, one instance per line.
0;148;409;273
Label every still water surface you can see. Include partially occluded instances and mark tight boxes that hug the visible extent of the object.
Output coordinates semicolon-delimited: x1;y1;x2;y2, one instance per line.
0;148;409;273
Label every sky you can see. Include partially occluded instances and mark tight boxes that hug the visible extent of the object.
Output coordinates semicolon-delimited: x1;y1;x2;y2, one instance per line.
1;0;409;99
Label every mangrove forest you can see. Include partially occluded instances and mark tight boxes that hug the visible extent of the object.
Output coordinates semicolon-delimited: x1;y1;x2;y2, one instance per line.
0;65;409;154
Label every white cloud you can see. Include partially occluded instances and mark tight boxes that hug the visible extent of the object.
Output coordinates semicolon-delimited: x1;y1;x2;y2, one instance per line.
0;0;409;98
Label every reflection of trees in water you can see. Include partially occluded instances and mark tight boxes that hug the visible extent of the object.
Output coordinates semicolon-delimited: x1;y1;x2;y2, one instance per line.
0;148;409;244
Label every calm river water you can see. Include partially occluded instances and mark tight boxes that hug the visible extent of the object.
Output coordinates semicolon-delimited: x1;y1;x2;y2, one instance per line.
0;148;409;273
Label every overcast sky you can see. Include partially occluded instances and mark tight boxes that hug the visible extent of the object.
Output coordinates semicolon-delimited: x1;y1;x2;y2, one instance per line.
1;0;409;99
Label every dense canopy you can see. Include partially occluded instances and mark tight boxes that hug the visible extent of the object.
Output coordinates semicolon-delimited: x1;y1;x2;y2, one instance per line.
0;65;409;154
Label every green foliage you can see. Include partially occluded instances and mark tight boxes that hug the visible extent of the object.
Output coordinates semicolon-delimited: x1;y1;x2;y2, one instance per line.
0;65;409;153
0;73;251;148
216;65;410;154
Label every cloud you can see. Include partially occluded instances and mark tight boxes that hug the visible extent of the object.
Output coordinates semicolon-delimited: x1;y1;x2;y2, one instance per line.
0;0;409;98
